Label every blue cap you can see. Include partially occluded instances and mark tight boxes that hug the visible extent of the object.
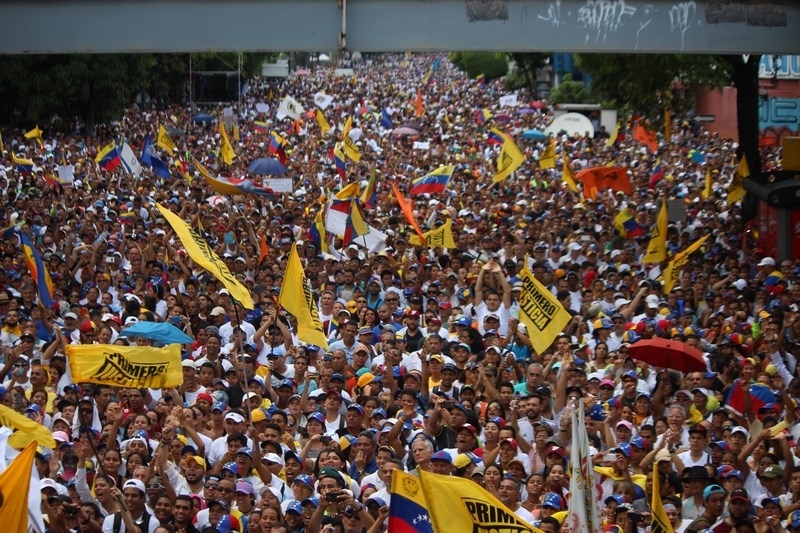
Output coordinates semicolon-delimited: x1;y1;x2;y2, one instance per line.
236;447;253;457
455;316;472;327
605;494;625;505
302;496;320;508
588;403;607;421
347;403;364;415
211;402;225;412
307;411;325;424
286;501;303;515
372;408;387;419
703;484;726;500
722;468;743;480
222;462;239;475
284;449;302;465
278;379;294;389
622;370;638;380
790;510;800;528
26;404;41;413
542;492;564;510
629;436;645;449
307;344;320;353
330;373;346;382
366;496;387;508
611;443;632;458
292;473;314;489
431;451;452;464
704;371;719;379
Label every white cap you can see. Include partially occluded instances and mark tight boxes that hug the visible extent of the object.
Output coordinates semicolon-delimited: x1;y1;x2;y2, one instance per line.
262;452;285;466
645;294;659;309
64;312;78;320
101;313;116;322
122;479;146;494
209;306;226;317
124;317;139;326
568;242;582;252
758;257;776;267
732;279;748;291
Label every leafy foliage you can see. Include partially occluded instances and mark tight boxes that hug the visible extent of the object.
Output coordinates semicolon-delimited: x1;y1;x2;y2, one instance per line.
548;74;596;104
505;53;549;92
449;52;508;80
574;53;730;128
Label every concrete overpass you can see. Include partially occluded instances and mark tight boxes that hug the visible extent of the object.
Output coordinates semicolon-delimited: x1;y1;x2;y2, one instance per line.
1;0;799;55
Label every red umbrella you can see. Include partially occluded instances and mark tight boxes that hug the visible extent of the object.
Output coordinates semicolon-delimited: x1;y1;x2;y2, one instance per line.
626;337;707;373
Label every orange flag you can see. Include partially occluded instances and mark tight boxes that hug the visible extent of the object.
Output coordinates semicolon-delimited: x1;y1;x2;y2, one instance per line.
414;90;424;118
390;182;426;241
259;232;269;263
634;123;658;152
575;166;632;200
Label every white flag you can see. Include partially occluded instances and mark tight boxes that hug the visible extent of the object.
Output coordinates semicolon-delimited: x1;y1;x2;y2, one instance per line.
119;142;143;176
314;92;334;110
499;94;519;108
56;165;74;188
255;102;270;114
277;95;305;120
569;401;603;533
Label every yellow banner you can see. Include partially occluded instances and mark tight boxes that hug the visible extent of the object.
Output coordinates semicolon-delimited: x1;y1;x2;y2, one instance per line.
341;116;361;162
66;344;181;388
643;198;668;264
702;167;712;199
518;263;572;354
727;154;749;205
492;129;525;183
279;244;329;349
156;204;254;309
539;137;556;169
157;124;177;154
418;470;542;533
663;234;710;293
316;109;331;135
651;456;674;533
0;404;56;449
0;441;36;530
219;120;235;165
408;218;457;248
562;154;579;193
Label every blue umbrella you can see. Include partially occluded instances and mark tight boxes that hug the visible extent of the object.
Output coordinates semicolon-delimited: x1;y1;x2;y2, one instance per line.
192;113;214;124
118;321;194;345
248;158;288;175
521;129;547;140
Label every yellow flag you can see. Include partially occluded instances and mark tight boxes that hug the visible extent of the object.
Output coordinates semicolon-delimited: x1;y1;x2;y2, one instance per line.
279;244;329;349
408;219;457;248
232;122;240;142
518;262;572;354
157;125;177;154
562;154;578;193
651;458;675;533
643;198;668;264
606;121;620;147
316;109;331;135
219;120;235;165
335;182;361;200
727;154;749;205
66;344;182;388
0;441;36;530
702;167;712;199
24;124;43;146
663;234;711;293
156;203;254;308
492;129;525;184
539;136;556;169
418;470;544;533
190;155;216;182
341;117;361;162
0;404;56;449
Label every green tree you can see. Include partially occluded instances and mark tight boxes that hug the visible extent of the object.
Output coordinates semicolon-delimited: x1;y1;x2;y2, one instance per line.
449;52;508;80
548;73;595;104
505;53;549;93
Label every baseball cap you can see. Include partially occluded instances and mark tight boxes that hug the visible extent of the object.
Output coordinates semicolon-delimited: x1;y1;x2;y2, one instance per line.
122;479;146;494
611;443;632;458
761;464;784;479
542;492;564;510
729;488;750;503
431;451;453;464
292;473;314;489
702;484;726;500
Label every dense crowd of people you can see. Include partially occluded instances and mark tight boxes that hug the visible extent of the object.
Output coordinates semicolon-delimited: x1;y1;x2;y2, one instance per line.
0;53;796;533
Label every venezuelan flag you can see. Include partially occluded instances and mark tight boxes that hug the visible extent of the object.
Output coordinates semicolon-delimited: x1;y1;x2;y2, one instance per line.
390;470;433;533
269;131;287;164
333;144;346;178
253;121;268;133
308;206;328;253
476;73;485;84
18;231;55;308
487;128;505;145
614;208;645;238
118;212;137;225
361;169;378;209
476;108;493;125
410;165;455;195
11;153;34;174
95;142;122;171
648;161;666;189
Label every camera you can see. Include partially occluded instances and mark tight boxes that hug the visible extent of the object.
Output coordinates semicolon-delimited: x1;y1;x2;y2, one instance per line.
629;513;645;523
325;491;341;503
